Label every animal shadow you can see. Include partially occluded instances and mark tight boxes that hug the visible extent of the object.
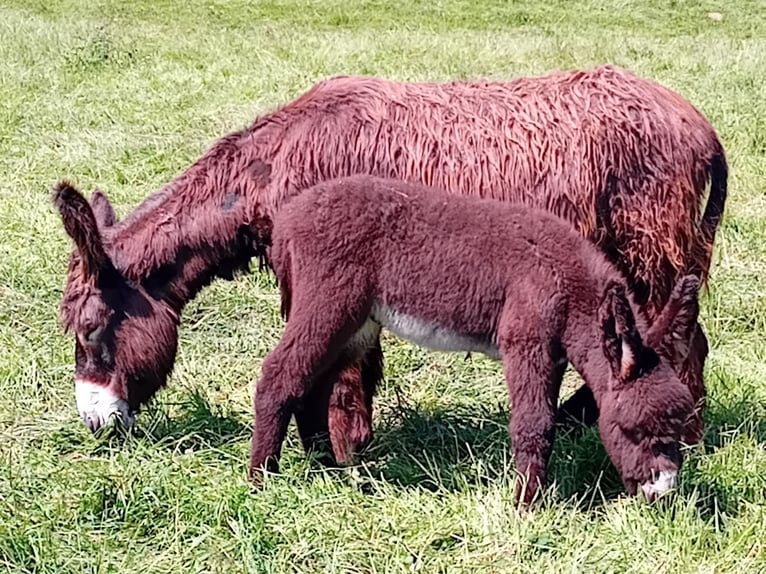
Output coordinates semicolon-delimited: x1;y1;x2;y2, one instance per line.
357;401;626;505
681;393;766;518
702;394;766;448
134;391;252;453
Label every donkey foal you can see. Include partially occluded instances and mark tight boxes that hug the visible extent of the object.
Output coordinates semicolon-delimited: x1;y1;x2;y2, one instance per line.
251;175;698;503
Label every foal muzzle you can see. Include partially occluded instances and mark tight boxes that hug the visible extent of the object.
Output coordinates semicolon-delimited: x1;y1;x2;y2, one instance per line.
639;470;677;502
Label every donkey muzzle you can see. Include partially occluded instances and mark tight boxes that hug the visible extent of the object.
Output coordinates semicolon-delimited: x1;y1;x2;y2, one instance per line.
640;470;677;502
75;379;135;432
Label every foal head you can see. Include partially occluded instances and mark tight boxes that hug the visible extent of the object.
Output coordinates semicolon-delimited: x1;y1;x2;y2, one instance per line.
595;276;699;501
54;182;179;432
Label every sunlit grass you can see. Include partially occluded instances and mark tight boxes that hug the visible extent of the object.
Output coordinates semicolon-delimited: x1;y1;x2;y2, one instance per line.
1;1;764;572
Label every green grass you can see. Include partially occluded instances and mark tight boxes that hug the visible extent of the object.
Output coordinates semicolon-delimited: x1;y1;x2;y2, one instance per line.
1;0;765;572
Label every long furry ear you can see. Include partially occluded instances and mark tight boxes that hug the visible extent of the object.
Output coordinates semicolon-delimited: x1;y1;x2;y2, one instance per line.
53;181;111;279
646;275;700;366
599;281;646;383
91;189;118;228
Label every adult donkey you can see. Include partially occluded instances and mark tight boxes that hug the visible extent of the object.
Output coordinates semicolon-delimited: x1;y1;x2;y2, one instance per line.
54;65;727;463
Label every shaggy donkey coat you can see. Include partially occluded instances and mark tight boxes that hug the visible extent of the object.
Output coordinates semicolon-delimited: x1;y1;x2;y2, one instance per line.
54;65;725;459
252;175;698;504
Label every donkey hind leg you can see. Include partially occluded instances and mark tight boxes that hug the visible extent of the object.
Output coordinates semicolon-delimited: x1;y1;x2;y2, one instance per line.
501;338;563;506
328;338;384;464
249;307;365;481
556;384;599;430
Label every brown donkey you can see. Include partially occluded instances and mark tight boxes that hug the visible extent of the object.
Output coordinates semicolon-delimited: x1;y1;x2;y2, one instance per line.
252;175;698;503
53;65;725;460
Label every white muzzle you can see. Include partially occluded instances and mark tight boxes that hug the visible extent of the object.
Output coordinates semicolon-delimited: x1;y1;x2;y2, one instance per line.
75;379;134;432
640;470;677;501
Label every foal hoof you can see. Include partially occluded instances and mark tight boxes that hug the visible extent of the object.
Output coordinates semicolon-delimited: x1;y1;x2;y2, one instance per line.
248;466;267;491
248;457;279;490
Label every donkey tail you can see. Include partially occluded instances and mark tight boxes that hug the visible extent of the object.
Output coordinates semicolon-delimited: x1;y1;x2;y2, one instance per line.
693;142;728;287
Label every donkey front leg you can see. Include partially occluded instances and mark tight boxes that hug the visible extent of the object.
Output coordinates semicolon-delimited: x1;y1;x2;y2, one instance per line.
249;340;317;481
328;339;384;463
250;322;357;481
501;338;563;505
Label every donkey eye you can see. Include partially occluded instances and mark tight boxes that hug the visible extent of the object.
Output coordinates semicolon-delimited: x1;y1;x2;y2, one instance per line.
84;326;104;344
625;428;645;444
651;441;681;464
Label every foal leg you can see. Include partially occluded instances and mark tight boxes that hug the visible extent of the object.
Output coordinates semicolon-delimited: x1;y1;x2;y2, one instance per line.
500;336;563;505
249;328;334;480
249;299;367;480
292;336;383;465
292;377;334;464
556;385;599;429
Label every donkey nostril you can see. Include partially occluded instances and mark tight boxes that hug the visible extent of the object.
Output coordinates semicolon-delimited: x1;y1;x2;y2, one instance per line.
83;413;101;433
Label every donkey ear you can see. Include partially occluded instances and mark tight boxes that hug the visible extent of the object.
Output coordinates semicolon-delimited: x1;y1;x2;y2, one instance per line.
53;181;111;279
599;281;646;384
90;189;118;228
646;275;700;366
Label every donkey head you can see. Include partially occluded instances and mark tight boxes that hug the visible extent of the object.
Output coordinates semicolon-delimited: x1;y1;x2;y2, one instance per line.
596;275;699;501
54;182;179;432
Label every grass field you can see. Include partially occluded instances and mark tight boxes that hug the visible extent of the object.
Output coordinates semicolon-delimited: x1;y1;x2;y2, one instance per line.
1;1;765;572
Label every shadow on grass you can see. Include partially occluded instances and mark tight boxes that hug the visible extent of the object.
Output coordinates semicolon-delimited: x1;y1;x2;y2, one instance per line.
42;382;765;517
702;395;766;449
39;392;251;458
680;394;766;518
353;388;766;514
135;391;252;452
356;401;627;506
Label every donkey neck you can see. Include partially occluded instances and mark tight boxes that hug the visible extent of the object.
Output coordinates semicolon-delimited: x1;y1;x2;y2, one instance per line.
104;130;272;312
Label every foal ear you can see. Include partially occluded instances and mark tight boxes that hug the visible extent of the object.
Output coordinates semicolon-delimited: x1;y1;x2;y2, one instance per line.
646;275;700;366
53;181;111;279
90;189;118;228
599;281;645;383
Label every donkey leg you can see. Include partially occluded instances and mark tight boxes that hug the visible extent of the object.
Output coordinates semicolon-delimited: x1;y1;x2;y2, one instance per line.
292;377;334;464
556;385;599;429
501;339;563;505
249;304;365;480
328;338;384;463
249;335;330;480
680;321;708;445
292;335;382;465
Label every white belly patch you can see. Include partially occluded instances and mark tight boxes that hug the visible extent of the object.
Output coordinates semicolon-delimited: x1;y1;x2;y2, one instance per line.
369;303;500;359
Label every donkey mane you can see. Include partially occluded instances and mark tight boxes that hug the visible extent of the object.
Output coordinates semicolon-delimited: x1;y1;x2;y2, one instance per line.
100;131;274;306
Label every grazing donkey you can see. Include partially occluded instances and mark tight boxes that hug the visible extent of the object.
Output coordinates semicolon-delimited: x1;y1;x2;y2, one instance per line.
53;65;725;461
251;175;698;503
